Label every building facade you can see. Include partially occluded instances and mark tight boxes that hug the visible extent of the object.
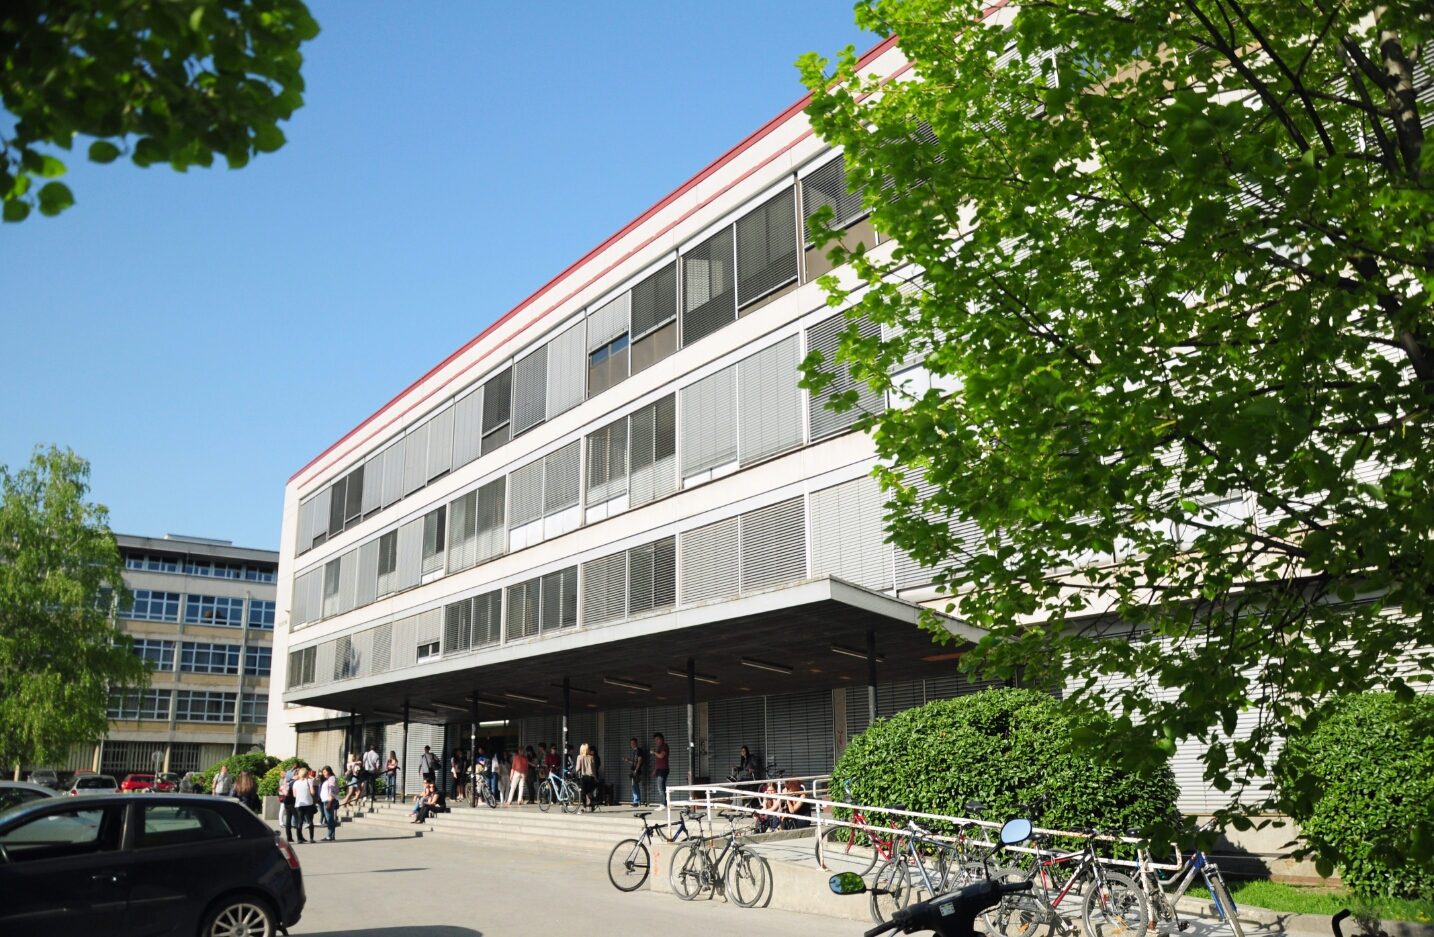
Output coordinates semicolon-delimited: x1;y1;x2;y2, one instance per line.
267;38;1237;813
87;534;278;779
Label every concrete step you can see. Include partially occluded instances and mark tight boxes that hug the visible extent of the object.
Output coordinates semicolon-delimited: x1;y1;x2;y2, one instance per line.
343;801;669;853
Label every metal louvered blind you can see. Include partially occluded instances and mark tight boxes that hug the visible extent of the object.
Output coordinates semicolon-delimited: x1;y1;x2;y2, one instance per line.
588;293;630;350
543;441;581;515
475;477;506;563
629;536;676;615
680;366;737;478
333;636;353;680
391;614;418;670
376;530;397;596
482;367;512;454
361;453;384;516
447;490;477;573
371;622;392;673
682;226;736;345
308;488;331;547
739;497;807;592
708;696;766;780
452;388;483;469
892;474;976;589
295;498;314;554
421;506;446;575
810;476;893;590
540;567;578;632
506;578;540;639
356;539;380;607
802;157;866;241
806;313;885;440
736;188;798;307
679;518;739;604
291;568;317;626
631;262;677;337
396;517;424;591
586;419;628;505
629;395;676;507
403;421;430;495
512;346;547;436
767;690;835;777
427;407;454;481
381;440;405;507
738;335;803;465
507;461;544;528
444;600;472;654
473;590;501;646
546;322;586;418
581;552;627;626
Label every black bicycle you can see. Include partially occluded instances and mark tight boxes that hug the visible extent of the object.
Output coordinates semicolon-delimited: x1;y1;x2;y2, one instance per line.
606;809;695;891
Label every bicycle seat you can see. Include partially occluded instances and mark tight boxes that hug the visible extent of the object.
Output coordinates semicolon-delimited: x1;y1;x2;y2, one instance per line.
965;800;987;815
633;811;652;819
885;803;907;813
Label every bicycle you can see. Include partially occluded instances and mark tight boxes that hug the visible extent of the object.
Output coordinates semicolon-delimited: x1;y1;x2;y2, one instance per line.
669;810;771;908
869;812;972;925
469;764;499;809
1133;820;1244;937
606;809;695;891
985;826;1150;937
536;767;581;814
816;780;905;875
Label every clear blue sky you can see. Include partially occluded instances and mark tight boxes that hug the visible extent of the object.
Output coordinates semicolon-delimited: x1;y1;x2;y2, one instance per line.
0;2;871;552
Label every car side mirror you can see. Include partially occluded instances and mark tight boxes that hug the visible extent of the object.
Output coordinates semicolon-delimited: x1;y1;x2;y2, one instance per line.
829;872;867;895
1000;818;1033;847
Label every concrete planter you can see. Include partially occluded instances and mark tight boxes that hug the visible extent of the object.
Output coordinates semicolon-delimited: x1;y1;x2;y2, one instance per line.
263;795;279;820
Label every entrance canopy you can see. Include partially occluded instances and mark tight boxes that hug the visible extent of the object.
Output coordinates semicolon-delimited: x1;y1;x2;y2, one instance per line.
283;577;985;724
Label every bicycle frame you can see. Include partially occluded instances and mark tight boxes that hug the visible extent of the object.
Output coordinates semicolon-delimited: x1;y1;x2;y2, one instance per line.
1137;845;1239;925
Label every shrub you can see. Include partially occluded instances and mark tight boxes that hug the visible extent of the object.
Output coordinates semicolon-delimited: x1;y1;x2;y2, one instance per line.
199;753;281;793
256;756;309;799
831;687;1179;850
1275;692;1434;900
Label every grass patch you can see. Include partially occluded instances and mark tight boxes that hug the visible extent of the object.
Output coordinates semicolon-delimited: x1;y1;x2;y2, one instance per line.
1185;879;1434;924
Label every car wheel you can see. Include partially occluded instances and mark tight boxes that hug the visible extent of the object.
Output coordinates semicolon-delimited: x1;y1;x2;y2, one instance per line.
200;894;277;937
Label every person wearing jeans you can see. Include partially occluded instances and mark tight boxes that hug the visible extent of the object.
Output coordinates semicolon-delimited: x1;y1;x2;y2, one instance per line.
385;751;399;802
319;767;339;841
624;738;646;807
651;732;670;806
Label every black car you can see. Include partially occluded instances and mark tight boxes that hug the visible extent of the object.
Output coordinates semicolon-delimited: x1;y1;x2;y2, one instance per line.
0;793;304;937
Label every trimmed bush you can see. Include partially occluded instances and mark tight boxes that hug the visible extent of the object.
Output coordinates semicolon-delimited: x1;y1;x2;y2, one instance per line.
1275;692;1434;900
257;756;309;799
200;753;280;792
832;688;1178;848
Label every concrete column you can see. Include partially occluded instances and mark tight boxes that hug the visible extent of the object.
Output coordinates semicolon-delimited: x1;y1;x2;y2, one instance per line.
686;658;696;786
562;677;570;762
867;630;878;727
401;701;410;799
470;691;479;807
162;743;172;774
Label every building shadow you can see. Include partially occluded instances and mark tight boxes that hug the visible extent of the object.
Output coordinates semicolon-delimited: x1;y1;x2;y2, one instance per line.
298;929;481;937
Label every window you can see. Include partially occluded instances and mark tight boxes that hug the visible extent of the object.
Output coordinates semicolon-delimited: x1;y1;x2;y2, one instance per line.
127;553;179;573
107;688;171;721
322;557;341;617
137;804;234;848
126;590;180;622
183;594;245;628
174;690;236;722
629;394;677;507
131;639;175;671
540;567;579;633
244;564;276;583
186;560;244;579
179;642;240;675
328;464;365;536
631;262;678;374
248;600;275;630
802;158;878;279
0;807;123;862
505;578;540;640
682;226;736;345
512;345;548;436
736;188;798;309
240;692;268;723
244;646;272;677
443;590;501;654
680;365;738;483
376;529;398;595
421;506;446;575
288;646;317;688
586;418;628;509
481;367;512;455
806;312;886;440
588;333;629;396
417;640;440;660
629;536;677;614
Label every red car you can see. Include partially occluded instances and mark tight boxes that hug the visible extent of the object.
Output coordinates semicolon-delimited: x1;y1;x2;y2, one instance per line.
119;773;175;793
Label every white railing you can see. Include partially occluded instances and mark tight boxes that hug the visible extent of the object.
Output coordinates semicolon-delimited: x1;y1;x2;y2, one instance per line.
664;775;1181;871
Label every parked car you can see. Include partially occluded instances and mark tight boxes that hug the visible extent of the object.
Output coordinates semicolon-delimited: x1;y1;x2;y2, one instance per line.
66;774;118;796
0;782;61;814
155;772;181;792
119;773;174;793
26;769;59;790
0;793;305;935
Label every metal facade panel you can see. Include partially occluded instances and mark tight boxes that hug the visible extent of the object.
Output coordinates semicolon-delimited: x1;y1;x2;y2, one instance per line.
892;475;973;590
309;488;331;548
585;418;628;506
543;441;581;515
682;226;737;346
511;346;548;436
581;552;627;627
678;517;739;605
426;407;454;481
403;723;441;796
391;614;418;670
452;387;484;470
546;321;587;418
315;641;336;687
396;518;424;592
291;568;316;626
806;313;885;441
739;496;807;592
679;365;737;478
738;335;803;465
402;421;430;496
307;571;324;627
630;455;675;508
361;451;384;515
766;689;835;778
708;696;766;780
337;549;358;615
810;476;893;590
846;678;927;738
381;439;406;507
475;477;506;563
370;622;392;673
296;498;314;554
736;187;799;308
414;608;443;646
447;490;477;574
507;461;544;529
587;292;630;350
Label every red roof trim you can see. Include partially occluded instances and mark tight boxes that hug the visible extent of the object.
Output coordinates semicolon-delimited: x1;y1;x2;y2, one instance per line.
290;33;902;487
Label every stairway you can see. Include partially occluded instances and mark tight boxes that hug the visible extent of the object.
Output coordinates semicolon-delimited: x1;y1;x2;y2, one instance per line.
340;800;674;855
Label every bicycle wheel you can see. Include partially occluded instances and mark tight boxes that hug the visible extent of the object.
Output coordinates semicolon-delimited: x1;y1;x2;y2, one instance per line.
985;867;1060;937
669;842;712;901
818;823;879;876
537;783;553;812
726;847;770;908
1206;871;1245;937
562;783;581;814
870;858;912;925
1082;871;1150;937
481;782;498;809
607;838;651;892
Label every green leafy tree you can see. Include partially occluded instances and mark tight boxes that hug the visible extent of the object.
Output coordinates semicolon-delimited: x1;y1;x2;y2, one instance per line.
0;446;147;773
798;0;1434;865
1;0;319;222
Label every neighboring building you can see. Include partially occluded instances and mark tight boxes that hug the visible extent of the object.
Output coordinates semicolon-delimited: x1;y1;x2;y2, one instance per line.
268;36;1009;801
80;534;279;779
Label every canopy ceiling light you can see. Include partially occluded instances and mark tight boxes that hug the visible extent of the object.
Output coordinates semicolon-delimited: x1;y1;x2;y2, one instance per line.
370;710;405;721
430;701;472;712
740;657;794;675
666;667;720;685
604;677;652;692
830;644;885;662
466;696;508;709
503;691;548;704
550;682;597;695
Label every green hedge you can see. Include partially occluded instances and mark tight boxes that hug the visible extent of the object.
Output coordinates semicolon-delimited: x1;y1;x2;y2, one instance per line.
832;688;1178;850
256;757;309;799
199;752;280;793
1275;692;1434;900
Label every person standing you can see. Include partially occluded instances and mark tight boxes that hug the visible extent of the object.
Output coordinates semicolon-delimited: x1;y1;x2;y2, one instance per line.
623;738;647;807
452;747;468;802
362;744;381;799
232;770;260;814
651;733;670;806
212;765;234;797
385;751;399;802
575;743;598;812
291;767;317;843
279;764;298;842
319;767;340;841
419;745;439;788
506;748;529;805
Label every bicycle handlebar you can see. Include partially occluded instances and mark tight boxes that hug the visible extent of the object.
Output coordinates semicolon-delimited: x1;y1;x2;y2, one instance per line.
863;880;1033;937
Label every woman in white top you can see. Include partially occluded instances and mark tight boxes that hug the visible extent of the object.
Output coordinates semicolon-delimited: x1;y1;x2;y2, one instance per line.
319;767;340;842
291;767;317;843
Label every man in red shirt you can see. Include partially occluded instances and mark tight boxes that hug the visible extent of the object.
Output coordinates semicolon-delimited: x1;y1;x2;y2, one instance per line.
652;732;670;806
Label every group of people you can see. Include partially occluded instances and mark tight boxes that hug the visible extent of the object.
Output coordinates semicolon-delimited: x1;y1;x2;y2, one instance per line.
755;779;813;832
277;763;339;843
193;764;261;813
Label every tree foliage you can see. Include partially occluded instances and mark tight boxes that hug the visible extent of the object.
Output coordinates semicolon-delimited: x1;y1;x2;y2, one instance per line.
0;446;147;771
798;0;1434;861
1;0;319;221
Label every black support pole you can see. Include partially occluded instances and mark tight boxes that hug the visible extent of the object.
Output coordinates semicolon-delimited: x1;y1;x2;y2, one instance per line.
401;700;410;800
687;658;696;786
470;690;479;807
562;677;571;764
866;630;878;727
